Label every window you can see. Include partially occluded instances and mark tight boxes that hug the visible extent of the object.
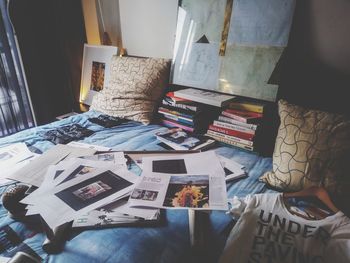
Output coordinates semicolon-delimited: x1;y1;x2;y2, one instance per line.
0;0;35;137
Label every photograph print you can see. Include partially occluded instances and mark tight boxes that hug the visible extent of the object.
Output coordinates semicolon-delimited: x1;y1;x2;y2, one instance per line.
80;44;118;105
0;152;13;161
73;181;111;201
163;175;209;208
130;189;158;201
90;61;105;91
55;170;133;211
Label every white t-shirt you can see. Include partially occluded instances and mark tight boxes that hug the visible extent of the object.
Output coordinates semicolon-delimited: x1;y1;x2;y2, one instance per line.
220;193;350;263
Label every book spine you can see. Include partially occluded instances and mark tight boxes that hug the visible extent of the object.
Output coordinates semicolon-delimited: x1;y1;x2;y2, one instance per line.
162;99;198;112
166;92;192;103
206;130;254;146
158;107;194;120
161;119;194;133
218;116;258;130
228;102;264;113
225;108;263;118
213;120;255;135
206;132;254;151
160;113;194;126
208;125;254;141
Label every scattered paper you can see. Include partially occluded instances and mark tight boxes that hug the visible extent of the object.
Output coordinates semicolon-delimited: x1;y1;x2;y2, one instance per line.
80;152;127;169
0;143;40;185
32;167;139;229
22;152;144;230
217;155;247;181
67;141;112;151
53;159;117;186
72;198;159;228
0;153;40;186
8;144;96;187
0;143;33;168
19;150;246;229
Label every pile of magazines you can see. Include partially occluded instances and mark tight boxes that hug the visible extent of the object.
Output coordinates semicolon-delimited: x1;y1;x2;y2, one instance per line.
1;142;247;231
158;91;219;134
14;144;160;230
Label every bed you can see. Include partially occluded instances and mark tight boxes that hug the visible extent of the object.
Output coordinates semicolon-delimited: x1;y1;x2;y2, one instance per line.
0;109;274;262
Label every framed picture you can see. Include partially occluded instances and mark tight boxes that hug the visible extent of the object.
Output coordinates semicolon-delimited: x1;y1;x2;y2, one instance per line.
80;44;118;105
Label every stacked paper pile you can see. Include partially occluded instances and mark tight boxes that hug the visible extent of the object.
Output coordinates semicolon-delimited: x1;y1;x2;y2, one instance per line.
20;150;159;230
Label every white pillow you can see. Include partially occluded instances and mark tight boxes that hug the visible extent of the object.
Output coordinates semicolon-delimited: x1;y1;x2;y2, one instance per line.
91;56;170;124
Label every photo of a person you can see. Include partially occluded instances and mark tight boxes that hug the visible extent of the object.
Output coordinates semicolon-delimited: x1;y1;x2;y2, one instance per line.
174;181;202;207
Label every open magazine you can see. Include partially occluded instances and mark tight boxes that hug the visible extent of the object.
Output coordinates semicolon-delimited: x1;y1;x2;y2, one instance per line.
155;128;216;151
0;143;39;185
128;151;228;210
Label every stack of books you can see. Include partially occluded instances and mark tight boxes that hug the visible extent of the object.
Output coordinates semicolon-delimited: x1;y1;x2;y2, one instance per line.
205;100;265;152
158;90;227;133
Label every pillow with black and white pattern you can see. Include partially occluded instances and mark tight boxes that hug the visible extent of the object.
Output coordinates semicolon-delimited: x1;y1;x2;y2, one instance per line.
91;56;170;125
260;99;350;198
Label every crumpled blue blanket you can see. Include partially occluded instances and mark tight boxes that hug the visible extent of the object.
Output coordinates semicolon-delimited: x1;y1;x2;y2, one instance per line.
0;110;273;262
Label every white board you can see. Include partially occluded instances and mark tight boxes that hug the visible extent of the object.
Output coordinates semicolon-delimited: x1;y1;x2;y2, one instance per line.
119;0;178;59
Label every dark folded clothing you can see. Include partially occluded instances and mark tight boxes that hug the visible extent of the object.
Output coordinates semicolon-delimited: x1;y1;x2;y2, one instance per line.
39;124;94;144
88;115;128;128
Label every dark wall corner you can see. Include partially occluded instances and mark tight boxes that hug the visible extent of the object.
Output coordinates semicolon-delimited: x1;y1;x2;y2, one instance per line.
277;0;350;116
9;0;87;125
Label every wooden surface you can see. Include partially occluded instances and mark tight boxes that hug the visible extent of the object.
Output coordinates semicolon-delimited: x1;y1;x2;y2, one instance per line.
219;0;233;56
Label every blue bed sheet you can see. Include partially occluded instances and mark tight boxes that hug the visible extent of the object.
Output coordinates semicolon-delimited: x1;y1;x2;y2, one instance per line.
0;110;274;262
